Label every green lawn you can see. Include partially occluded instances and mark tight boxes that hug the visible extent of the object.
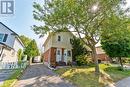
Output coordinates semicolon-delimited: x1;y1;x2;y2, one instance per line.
54;64;130;87
0;69;23;87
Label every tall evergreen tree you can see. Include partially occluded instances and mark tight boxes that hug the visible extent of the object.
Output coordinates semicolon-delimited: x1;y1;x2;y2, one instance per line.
70;37;88;62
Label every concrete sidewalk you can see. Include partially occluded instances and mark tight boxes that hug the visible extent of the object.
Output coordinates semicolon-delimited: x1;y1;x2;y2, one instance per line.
108;77;130;87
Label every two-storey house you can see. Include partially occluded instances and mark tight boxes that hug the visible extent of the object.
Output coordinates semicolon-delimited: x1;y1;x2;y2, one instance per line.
43;32;73;66
0;22;24;62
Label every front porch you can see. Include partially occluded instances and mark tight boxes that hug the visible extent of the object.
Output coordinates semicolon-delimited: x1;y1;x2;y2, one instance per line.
48;47;72;66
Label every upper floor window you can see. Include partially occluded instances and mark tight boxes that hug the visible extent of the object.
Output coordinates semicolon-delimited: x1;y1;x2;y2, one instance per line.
57;50;60;55
67;50;71;57
70;38;72;44
0;33;8;42
58;36;61;41
0;33;4;42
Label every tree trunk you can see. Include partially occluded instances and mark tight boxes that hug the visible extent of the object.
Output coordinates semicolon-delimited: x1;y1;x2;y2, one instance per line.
92;46;100;74
29;57;32;65
119;57;123;70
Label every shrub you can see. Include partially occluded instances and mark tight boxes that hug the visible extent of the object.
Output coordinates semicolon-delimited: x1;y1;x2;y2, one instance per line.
122;58;130;63
17;49;23;61
76;55;92;66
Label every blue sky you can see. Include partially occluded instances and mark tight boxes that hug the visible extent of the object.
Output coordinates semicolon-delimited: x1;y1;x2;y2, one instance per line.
0;0;130;48
1;0;37;38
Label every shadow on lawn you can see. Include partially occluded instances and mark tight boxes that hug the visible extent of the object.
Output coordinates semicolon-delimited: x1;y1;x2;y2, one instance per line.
58;68;105;87
56;66;126;87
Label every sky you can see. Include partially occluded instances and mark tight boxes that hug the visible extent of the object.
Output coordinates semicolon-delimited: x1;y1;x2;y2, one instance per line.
0;0;45;51
0;0;130;48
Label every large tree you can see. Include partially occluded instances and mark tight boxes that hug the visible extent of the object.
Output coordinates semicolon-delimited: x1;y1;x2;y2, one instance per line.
101;15;130;70
32;0;128;74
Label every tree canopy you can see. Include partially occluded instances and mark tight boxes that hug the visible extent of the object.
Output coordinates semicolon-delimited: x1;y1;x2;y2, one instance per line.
101;15;130;69
20;35;32;47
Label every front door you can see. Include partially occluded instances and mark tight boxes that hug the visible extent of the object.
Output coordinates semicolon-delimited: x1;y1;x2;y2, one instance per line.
64;49;67;64
56;48;62;62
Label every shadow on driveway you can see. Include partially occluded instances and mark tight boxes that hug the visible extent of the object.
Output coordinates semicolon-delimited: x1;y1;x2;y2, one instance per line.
15;64;75;87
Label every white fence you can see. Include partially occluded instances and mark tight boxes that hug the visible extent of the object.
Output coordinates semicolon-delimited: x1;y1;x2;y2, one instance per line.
0;61;28;69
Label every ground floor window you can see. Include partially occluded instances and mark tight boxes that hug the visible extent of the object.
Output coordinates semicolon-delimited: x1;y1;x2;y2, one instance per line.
57;50;60;55
67;50;71;57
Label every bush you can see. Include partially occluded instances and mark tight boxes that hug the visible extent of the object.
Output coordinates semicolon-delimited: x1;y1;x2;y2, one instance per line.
76;55;92;66
122;58;130;64
17;49;23;61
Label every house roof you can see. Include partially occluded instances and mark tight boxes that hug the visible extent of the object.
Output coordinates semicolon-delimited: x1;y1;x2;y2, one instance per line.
0;22;25;48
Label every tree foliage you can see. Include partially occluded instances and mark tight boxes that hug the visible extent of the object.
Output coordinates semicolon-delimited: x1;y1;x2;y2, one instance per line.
17;49;23;61
24;39;40;58
33;0;128;73
70;37;88;61
101;15;130;69
20;35;32;47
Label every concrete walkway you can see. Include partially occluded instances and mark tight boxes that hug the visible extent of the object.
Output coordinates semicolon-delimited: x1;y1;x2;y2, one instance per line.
15;64;75;87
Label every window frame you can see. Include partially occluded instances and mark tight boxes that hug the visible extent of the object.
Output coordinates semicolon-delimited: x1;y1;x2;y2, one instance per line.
57;50;60;55
0;33;5;42
57;35;61;42
67;50;71;57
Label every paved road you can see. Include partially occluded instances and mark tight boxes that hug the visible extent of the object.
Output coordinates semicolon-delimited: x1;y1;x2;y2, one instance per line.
107;77;130;87
114;77;130;87
15;64;75;87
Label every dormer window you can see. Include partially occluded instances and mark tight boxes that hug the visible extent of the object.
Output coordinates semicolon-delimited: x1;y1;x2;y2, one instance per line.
58;36;61;41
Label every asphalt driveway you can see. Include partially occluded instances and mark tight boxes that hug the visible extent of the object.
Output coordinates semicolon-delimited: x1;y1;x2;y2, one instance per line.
0;70;14;85
15;64;75;87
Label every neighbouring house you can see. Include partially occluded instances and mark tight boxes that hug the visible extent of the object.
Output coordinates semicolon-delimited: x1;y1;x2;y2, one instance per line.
0;22;24;62
96;46;111;62
43;32;73;66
